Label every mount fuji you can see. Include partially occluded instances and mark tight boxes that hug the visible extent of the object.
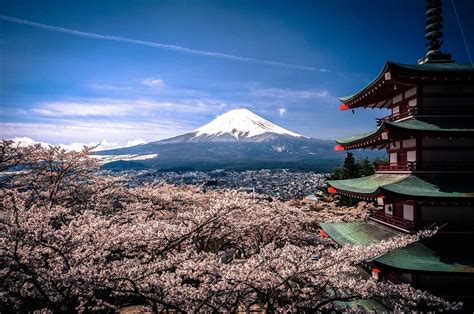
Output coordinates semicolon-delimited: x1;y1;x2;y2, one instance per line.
96;109;356;171
157;108;307;143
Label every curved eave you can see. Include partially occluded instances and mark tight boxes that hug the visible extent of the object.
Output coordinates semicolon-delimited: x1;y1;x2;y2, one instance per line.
339;62;391;105
336;124;388;150
339;62;417;109
339;61;474;109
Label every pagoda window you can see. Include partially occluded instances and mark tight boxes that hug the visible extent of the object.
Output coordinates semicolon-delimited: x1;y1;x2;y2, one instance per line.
390;152;397;163
392;106;400;115
404;87;417;99
393;93;403;104
407;150;417;162
402;138;416;148
408;98;417;107
397;151;407;164
403;204;414;221
393;203;404;218
390;141;401;150
385;204;394;215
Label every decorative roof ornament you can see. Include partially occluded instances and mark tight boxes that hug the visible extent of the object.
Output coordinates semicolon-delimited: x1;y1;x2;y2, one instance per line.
418;0;453;64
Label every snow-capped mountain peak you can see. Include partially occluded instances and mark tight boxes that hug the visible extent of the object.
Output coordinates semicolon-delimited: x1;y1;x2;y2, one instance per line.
192;108;304;140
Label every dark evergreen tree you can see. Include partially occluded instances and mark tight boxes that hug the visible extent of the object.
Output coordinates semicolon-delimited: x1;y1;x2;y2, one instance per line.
358;157;375;177
330;166;343;180
342;152;359;179
329;153;382;206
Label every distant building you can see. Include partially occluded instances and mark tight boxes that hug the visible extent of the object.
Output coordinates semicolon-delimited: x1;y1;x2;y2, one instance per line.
321;0;474;309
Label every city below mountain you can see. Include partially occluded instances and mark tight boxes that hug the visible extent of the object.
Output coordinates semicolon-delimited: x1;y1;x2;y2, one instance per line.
96;108;376;171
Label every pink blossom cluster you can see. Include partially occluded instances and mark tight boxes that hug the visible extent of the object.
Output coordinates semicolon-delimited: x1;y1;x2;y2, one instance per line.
0;141;460;312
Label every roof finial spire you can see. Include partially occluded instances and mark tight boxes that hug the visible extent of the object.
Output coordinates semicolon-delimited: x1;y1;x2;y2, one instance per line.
418;0;453;64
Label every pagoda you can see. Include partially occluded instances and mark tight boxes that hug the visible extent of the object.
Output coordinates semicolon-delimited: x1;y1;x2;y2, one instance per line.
321;0;474;309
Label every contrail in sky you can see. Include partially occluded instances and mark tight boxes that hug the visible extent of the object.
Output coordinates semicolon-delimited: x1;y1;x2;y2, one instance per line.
0;15;327;72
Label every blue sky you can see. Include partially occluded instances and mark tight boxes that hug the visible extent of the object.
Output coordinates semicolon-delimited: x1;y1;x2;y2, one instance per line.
1;0;473;148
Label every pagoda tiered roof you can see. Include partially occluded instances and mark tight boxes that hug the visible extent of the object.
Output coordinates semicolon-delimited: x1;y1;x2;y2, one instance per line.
327;174;474;200
339;62;474;109
336;117;474;149
319;221;474;273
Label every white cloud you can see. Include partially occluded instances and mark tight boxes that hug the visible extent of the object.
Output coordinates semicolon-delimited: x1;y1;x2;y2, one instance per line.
8;137;126;151
251;88;332;100
31;98;224;118
9;137;50;147
125;138;147;147
1;120;193;147
142;78;165;88
59;139;120;151
278;108;287;117
32;99;155;117
4;96;232;149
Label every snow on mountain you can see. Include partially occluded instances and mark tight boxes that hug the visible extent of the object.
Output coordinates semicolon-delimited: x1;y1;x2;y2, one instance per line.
92;153;158;164
192;108;305;140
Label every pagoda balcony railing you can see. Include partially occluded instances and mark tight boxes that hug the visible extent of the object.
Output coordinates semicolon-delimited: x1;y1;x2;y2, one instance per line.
376;162;410;172
371;211;414;231
377;106;474;125
377;107;417;126
375;161;474;172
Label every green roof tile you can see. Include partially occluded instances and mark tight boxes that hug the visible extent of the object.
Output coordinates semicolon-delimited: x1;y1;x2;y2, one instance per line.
328;174;407;195
382;175;474;198
336;129;381;145
387;117;474;132
328;174;474;198
320;221;474;273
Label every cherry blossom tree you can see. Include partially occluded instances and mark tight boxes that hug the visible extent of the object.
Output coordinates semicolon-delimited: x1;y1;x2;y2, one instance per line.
0;141;460;312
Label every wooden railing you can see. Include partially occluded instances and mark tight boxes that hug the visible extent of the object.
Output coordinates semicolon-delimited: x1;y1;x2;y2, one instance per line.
376;161;474;172
375;162;410;172
377;107;416;125
372;211;414;230
377;106;474;125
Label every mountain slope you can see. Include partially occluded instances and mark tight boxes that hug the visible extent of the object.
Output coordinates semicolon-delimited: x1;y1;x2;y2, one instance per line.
96;108;379;171
155;108;306;144
191;108;305;141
